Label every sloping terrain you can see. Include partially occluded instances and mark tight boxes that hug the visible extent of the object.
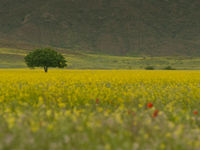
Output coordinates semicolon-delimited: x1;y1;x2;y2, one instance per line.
0;0;200;56
1;48;200;69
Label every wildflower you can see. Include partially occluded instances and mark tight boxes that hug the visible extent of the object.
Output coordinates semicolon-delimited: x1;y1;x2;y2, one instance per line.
58;102;66;108
147;102;153;108
153;110;159;118
193;110;198;115
96;98;99;104
40;121;43;127
128;110;131;115
128;110;135;116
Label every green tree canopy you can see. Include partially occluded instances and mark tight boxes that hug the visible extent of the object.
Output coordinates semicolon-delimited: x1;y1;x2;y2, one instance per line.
24;48;67;72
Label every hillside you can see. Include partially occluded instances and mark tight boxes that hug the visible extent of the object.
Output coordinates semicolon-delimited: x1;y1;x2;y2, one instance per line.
1;48;200;70
0;0;200;56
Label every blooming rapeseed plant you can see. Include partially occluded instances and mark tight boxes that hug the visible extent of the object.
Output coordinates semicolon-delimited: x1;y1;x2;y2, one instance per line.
0;69;199;150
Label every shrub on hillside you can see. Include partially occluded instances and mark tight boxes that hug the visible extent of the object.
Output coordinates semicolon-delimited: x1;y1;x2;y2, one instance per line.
145;66;154;70
163;66;176;70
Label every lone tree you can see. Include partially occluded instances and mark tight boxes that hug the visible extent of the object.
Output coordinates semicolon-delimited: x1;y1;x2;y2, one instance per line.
24;48;67;72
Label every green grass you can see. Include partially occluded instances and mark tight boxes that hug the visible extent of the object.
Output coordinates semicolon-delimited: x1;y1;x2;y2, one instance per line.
1;48;200;70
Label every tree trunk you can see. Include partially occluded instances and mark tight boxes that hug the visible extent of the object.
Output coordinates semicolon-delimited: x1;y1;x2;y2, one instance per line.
44;66;48;72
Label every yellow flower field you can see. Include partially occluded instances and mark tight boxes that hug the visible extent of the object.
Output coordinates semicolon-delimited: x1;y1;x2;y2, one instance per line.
0;69;199;150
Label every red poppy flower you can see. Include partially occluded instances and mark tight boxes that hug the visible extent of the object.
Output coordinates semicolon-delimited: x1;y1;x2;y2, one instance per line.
147;103;153;108
193;110;198;115
153;110;159;118
128;110;135;116
128;110;131;115
96;98;99;104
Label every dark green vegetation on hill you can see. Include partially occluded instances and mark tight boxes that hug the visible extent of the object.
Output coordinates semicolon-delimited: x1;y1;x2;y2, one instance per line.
0;0;200;56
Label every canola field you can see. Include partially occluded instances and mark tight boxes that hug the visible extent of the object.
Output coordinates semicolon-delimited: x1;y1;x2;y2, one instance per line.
0;69;200;150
